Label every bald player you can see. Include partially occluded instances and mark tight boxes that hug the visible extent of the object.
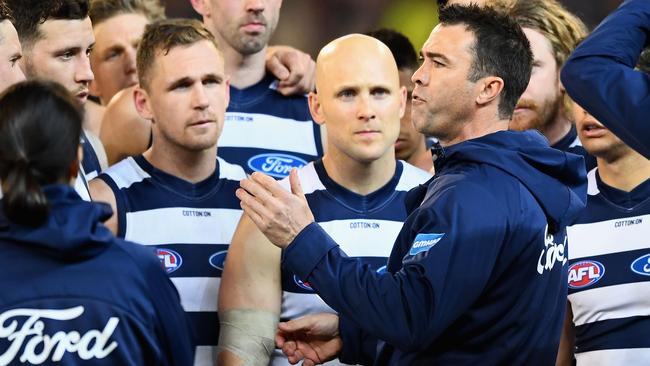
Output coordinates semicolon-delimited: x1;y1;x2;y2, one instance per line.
0;2;24;93
217;34;431;366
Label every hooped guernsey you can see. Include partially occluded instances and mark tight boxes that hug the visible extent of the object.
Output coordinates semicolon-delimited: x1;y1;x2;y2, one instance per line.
97;156;245;366
272;159;432;366
0;185;193;365
567;169;650;364
281;130;587;365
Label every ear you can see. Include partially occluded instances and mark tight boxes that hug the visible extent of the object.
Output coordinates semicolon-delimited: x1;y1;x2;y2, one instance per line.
398;85;407;119
308;91;325;126
190;0;209;17
476;76;504;107
133;86;154;121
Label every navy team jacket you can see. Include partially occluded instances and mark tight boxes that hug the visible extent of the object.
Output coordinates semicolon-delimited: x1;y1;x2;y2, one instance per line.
282;130;587;365
0;185;193;365
561;0;650;160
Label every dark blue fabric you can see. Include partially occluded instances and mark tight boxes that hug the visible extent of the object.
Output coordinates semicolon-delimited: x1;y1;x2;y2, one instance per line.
80;130;102;177
551;125;597;172
0;185;193;365
282;130;587;365
561;0;650;160
575;316;650;353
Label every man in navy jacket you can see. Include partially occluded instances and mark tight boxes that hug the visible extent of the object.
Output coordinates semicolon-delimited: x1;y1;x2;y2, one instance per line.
238;5;587;365
561;0;650;160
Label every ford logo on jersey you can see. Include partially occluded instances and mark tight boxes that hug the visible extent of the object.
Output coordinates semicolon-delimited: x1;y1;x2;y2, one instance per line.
409;233;445;256
157;248;182;274
568;260;605;289
293;275;314;291
247;153;307;178
209;251;228;271
630;253;650;276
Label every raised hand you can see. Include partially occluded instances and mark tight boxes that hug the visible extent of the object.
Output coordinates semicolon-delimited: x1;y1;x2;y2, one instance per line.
266;45;316;96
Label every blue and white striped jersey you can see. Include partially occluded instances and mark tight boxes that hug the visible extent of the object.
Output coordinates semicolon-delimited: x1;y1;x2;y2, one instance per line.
567;168;650;365
219;74;323;178
97;155;245;366
272;159;432;366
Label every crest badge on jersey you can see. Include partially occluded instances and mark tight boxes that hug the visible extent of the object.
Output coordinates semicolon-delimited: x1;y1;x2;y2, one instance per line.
209;251;228;271
630;253;650;276
247;153;307;178
568;260;605;289
409;233;445;256
157;248;182;274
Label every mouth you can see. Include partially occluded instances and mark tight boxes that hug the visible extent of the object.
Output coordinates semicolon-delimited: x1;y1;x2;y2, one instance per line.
189;119;216;128
76;91;89;103
242;22;266;33
355;130;380;137
580;121;607;138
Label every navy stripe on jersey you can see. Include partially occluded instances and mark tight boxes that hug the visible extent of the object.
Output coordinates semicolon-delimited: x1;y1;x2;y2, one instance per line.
81;130;102;179
568;248;650;293
220;74;323;178
575;316;650;353
154;243;228;278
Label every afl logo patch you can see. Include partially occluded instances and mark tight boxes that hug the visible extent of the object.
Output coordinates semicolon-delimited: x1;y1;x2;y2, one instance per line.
293;275;314;291
157;249;182;274
568;260;605;289
630;253;650;276
247;153;307;178
209;251;228;271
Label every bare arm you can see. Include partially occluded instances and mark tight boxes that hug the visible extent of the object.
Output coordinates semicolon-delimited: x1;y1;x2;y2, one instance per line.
556;303;575;366
99;86;152;166
217;213;283;365
88;178;119;235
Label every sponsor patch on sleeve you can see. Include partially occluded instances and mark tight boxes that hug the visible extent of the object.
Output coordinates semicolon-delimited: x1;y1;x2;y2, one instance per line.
409;233;445;255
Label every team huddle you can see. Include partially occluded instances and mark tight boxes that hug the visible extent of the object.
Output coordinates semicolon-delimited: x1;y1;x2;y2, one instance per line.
0;0;648;365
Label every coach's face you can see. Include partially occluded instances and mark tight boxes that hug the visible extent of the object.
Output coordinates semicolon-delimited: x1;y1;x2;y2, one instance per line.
411;24;478;145
136;40;229;152
22;17;94;104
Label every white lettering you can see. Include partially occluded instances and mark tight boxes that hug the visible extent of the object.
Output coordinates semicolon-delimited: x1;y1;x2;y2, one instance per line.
261;157;301;175
0;307;119;365
644;257;650;273
537;226;567;275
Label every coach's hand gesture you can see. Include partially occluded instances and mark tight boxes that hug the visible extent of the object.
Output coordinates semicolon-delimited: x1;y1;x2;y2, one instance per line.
276;313;342;366
237;169;314;248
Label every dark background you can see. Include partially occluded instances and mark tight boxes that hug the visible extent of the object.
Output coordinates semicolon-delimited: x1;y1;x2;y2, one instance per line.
162;0;623;57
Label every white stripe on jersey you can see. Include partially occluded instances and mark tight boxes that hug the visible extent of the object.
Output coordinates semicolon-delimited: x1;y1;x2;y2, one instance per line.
194;346;216;366
575;348;650;365
396;161;432;191
106;157;151;189
217;156;247;180
220;112;318;155
320;219;405;257
569;281;650;326
173;277;221;313
567;213;650;259
586;168;600;196
125;207;242;245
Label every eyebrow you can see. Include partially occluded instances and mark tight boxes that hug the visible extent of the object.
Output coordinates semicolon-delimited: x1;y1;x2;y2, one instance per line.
166;73;224;91
421;51;451;64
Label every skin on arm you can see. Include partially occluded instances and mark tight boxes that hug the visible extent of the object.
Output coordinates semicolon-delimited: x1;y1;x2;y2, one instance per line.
556;303;575;366
88;178;119;235
217;213;283;365
99;86;152;166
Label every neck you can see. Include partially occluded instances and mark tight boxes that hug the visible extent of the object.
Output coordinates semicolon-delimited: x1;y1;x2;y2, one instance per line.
440;108;508;147
542;110;572;146
597;150;650;192
406;141;434;173
143;141;217;183
322;149;397;196
220;40;267;89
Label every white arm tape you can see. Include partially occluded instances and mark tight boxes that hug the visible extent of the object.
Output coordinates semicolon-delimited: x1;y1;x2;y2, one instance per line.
217;309;279;365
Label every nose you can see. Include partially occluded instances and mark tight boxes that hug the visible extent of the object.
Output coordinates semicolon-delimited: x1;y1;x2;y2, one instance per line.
245;0;265;13
412;62;428;86
11;65;25;85
124;47;137;75
357;94;376;121
192;84;210;110
75;54;94;85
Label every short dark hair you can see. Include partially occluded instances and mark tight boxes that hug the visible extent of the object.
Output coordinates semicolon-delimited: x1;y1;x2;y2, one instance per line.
0;80;83;226
0;1;13;23
137;18;219;90
439;4;533;119
366;28;418;71
6;0;89;48
89;0;164;27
